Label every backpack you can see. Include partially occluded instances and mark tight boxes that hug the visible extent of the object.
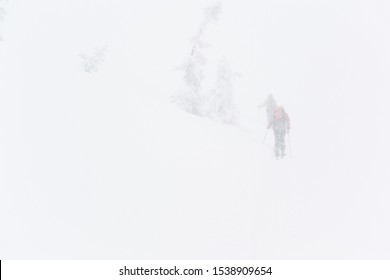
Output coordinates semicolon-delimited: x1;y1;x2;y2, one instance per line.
274;106;286;121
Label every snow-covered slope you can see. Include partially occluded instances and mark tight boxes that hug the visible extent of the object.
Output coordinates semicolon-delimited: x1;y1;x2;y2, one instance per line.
1;0;390;259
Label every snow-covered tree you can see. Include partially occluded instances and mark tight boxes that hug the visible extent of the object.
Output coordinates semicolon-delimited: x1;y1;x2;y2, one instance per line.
206;58;239;124
173;2;223;116
79;46;108;73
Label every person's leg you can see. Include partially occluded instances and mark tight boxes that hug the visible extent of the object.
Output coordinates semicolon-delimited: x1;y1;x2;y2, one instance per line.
280;130;286;157
274;129;281;158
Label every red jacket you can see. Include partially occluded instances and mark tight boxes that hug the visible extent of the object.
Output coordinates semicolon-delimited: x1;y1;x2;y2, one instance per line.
268;106;290;130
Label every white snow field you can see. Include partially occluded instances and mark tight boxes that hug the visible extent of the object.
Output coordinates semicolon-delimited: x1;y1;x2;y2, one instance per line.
1;0;390;259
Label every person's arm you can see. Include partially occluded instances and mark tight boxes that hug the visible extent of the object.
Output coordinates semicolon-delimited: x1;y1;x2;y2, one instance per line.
267;119;273;129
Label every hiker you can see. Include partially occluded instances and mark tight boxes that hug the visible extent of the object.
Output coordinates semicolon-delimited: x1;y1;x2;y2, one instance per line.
259;94;277;127
268;106;290;158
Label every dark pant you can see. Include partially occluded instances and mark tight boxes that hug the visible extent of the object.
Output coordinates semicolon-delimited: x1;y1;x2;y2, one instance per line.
273;127;286;157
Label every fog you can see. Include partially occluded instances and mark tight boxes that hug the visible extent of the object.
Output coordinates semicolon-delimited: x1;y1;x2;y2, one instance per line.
1;0;389;258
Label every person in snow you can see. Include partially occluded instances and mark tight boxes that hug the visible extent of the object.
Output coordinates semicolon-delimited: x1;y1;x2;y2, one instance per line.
259;94;277;127
268;106;290;158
